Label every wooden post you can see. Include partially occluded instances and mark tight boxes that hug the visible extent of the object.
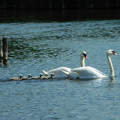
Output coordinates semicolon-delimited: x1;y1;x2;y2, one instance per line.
0;36;3;66
0;36;3;59
2;37;8;65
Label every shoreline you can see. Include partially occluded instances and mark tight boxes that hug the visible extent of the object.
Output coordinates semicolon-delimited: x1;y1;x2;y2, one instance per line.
0;9;120;22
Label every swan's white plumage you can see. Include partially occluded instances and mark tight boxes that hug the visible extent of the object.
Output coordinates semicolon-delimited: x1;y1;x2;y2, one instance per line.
69;66;107;79
42;49;117;80
67;49;117;80
42;51;87;79
42;67;71;79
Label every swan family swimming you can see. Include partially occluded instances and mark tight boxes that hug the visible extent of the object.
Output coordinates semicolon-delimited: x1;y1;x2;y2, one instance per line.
42;49;118;80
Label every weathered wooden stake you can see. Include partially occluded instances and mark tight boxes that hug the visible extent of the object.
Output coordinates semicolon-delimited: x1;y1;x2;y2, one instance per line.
2;37;8;65
0;36;3;59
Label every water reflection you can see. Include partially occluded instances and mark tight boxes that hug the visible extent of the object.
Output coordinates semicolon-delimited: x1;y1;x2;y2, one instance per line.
8;38;70;61
108;76;115;87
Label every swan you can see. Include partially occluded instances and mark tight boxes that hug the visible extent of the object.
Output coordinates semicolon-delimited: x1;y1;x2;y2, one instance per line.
68;49;118;79
42;51;87;79
42;67;71;79
80;51;87;67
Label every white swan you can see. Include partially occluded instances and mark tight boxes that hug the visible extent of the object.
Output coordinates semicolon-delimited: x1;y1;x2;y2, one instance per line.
42;67;71;79
68;49;117;79
42;51;87;79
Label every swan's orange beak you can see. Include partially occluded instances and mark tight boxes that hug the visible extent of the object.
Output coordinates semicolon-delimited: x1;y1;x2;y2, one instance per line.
85;56;88;59
84;55;88;59
112;51;118;55
83;53;87;59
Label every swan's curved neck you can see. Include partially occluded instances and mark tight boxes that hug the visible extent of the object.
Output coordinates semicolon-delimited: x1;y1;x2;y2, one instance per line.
107;54;114;76
81;56;85;67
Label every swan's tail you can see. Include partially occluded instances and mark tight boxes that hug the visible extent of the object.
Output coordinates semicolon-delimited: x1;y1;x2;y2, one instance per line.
62;70;70;75
42;70;55;79
42;70;48;75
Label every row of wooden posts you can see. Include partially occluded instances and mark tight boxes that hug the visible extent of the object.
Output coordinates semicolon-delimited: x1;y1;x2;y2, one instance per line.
0;37;8;65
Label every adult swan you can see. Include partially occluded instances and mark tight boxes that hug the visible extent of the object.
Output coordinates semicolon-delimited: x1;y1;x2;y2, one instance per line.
42;51;87;79
68;49;118;79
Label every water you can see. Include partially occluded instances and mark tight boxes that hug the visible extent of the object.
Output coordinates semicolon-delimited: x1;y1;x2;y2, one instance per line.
0;20;120;120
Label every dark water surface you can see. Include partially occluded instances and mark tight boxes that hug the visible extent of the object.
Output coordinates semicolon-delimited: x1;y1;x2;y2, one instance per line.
0;20;120;120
